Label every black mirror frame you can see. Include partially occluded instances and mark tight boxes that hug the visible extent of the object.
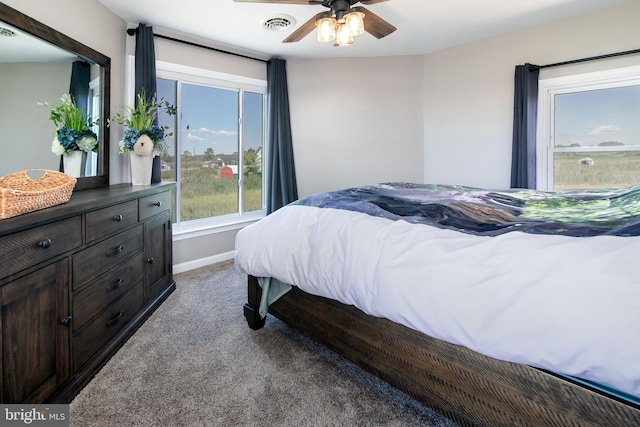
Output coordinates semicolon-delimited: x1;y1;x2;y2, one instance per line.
0;3;110;190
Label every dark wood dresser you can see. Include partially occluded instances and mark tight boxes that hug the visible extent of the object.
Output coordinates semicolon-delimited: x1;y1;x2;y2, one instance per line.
0;183;176;403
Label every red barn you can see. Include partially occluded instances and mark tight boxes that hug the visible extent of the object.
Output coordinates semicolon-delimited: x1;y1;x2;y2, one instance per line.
219;165;238;180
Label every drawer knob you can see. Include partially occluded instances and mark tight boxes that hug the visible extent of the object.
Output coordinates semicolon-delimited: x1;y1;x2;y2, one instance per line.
147;257;154;264
113;214;123;222
61;316;72;327
106;311;124;328
152;201;162;207
106;245;124;257
38;238;52;249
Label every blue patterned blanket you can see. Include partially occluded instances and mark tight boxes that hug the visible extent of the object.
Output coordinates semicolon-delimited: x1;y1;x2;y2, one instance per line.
292;182;640;237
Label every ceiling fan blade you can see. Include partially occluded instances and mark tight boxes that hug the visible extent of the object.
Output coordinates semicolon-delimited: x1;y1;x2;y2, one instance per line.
283;11;327;43
353;6;396;39
233;0;323;4
359;0;391;4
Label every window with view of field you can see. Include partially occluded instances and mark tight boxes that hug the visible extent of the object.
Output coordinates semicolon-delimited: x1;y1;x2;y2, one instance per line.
155;68;266;226
538;66;640;191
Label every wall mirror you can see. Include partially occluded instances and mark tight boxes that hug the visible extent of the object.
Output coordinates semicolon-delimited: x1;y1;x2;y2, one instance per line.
0;3;110;190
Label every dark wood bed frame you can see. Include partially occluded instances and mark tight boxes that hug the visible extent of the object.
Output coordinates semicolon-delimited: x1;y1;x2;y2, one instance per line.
243;275;640;426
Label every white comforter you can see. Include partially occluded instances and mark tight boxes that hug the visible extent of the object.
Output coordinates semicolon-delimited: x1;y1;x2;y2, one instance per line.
234;204;640;398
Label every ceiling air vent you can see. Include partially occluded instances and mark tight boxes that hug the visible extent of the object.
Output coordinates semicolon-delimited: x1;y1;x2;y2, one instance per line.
262;14;296;32
0;27;16;37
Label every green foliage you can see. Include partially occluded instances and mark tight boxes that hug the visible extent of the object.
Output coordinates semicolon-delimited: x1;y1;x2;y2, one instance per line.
244;148;260;175
175;162;263;221
39;94;95;132
108;88;176;132
597;141;624;147
244;173;262;190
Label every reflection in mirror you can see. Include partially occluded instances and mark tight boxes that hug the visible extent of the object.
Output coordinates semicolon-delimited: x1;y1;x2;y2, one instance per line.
0;3;110;190
0;28;100;177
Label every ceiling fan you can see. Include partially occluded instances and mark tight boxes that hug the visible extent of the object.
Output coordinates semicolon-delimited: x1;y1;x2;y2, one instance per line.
234;0;396;44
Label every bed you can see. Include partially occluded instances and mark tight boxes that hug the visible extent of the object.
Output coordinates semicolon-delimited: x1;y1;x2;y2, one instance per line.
234;182;640;426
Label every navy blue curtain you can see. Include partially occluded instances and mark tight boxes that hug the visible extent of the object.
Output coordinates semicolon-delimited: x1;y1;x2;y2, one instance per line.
69;61;90;115
510;63;539;189
266;58;298;214
134;23;161;183
62;61;91;173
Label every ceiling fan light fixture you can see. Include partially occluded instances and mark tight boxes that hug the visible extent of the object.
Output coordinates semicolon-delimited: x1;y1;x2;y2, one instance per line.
345;11;364;37
316;17;336;43
246;0;396;46
334;23;353;47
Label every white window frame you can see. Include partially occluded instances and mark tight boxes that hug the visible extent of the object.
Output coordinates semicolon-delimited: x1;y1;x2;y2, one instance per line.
536;65;640;191
87;76;101;177
153;60;268;238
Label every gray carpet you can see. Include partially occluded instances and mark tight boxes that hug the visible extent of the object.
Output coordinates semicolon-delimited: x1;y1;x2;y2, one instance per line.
70;261;458;427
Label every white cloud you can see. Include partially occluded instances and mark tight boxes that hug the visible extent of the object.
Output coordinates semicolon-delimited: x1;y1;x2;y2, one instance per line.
186;133;205;142
215;130;238;136
589;124;620;135
195;127;237;136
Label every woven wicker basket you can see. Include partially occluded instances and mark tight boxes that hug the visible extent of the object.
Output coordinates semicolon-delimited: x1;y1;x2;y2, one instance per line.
0;169;77;220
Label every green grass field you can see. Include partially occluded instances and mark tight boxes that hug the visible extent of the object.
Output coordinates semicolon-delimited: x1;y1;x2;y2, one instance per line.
553;151;640;190
162;161;262;222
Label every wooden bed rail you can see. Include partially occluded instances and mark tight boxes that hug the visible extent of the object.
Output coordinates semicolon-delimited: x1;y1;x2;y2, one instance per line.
244;275;640;426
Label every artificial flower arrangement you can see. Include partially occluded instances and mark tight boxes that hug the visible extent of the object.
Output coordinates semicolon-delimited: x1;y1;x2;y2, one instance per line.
39;94;98;155
109;89;175;157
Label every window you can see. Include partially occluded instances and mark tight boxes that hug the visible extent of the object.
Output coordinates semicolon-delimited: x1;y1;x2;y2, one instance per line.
87;77;101;176
155;63;267;230
537;66;640;191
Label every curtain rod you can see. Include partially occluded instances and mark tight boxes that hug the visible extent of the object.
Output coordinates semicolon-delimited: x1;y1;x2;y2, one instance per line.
126;28;268;63
531;48;640;70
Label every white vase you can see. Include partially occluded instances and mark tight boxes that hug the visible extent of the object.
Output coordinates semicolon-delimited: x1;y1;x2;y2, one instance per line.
129;152;154;185
63;151;86;178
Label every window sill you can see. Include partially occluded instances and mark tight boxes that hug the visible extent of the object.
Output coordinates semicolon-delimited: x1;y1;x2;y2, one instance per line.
172;211;265;241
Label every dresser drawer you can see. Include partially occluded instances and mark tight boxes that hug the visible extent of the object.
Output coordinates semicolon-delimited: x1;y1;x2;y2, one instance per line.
72;224;143;289
0;216;82;279
139;190;171;221
72;252;144;331
73;282;144;370
86;200;138;243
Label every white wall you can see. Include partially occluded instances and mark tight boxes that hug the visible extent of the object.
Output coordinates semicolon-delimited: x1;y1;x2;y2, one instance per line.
0;63;70;176
152;35;267;81
287;56;425;197
3;0;128;184
422;1;640;189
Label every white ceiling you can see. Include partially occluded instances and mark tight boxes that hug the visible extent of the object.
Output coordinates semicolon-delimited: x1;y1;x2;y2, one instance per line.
0;21;78;62
96;0;636;60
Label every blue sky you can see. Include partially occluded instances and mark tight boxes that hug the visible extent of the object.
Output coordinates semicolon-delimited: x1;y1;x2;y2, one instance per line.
554;85;640;147
157;79;263;157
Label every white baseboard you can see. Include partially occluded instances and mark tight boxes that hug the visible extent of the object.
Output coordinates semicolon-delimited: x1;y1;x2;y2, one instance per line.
173;251;235;274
